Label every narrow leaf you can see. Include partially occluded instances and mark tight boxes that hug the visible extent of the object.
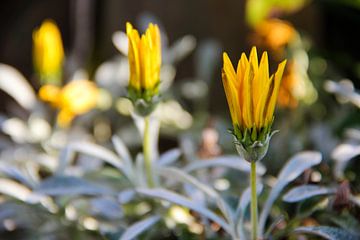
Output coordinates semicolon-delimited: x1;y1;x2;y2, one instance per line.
283;185;336;203
294;226;359;240
259;151;322;236
119;215;160;240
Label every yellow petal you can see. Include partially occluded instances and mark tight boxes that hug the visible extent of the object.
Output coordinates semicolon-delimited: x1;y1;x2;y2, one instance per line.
265;60;287;124
242;60;254;129
222;69;241;126
223;53;238;88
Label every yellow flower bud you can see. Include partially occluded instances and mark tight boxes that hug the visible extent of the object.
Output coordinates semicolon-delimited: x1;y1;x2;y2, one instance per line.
126;22;161;116
33;20;64;85
222;47;286;161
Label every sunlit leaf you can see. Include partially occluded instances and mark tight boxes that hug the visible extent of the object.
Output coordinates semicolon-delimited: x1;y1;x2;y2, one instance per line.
137;188;231;233
294;226;359;240
119;215;160;240
36;176;111;196
259;151;322;236
283;185;336;203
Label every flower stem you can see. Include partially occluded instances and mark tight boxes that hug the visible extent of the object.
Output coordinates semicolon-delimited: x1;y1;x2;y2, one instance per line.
251;160;258;240
143;116;154;188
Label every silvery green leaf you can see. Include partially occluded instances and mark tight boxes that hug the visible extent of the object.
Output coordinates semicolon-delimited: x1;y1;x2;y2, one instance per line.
0;178;32;202
283;185;336;203
259;151;322;236
118;189;136;204
157;148;181;166
184;155;266;175
294;226;359;240
0;64;36;110
158;167;233;226
91;197;123;220
165;35;196;64
119;215;160;240
57;141;129;179
36;176;110;196
235;183;263;239
137;188;231;233
331;143;360;179
0;164;35;188
329;214;360;236
112;31;128;56
112;135;134;174
135;154;146;187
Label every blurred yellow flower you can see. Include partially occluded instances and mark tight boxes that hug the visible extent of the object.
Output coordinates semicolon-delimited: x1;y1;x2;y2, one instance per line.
222;47;286;142
126;22;161;102
39;80;99;127
33;20;64;85
253;19;296;51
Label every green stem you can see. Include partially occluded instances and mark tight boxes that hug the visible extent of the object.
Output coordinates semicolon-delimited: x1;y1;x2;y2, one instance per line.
251;161;258;240
143;116;154;188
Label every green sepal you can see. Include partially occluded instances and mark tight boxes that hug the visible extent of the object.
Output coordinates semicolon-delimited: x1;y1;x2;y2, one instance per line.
230;122;278;162
127;83;160;117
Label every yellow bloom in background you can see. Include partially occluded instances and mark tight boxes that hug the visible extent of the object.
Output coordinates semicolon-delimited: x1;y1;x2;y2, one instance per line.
39;80;99;128
126;22;161;116
252;19;296;51
222;47;286;161
33;20;64;85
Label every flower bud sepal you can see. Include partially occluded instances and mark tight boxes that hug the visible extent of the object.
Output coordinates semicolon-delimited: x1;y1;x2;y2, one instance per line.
127;84;160;117
231;124;278;163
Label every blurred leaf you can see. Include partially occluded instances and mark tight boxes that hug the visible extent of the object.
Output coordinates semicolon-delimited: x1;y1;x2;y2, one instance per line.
0;178;32;202
236;183;263;240
165;35;196;64
331;143;360;179
36;176;110;196
137;188;231;233
57;141;130;179
119;215;160;240
329;214;360;236
135;154;146;187
159;167;233;226
294;226;359;240
259;151;322;236
283;185;336;203
157;148;181;166
91;197;123;220
112;31;128;56
0;64;36;110
118;189;136;204
112;135;134;176
0;163;36;188
183;155;266;175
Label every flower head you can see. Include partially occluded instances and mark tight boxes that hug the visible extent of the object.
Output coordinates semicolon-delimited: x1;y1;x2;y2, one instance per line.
222;47;286;161
39;80;99;128
33;20;64;85
126;22;161;116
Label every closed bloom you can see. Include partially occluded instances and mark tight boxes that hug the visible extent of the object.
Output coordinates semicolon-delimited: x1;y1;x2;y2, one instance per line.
33;20;64;85
39;80;99;128
126;22;161;115
222;47;286;161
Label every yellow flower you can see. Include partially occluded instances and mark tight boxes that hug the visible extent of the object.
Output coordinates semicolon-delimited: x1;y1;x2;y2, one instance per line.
126;22;161;114
33;20;64;85
252;19;296;51
39;80;99;128
222;47;286;161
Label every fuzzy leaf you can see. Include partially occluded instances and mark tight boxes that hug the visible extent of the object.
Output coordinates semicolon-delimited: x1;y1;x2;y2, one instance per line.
283;185;336;203
184;155;266;175
259;151;322;236
137;188;231;233
157;149;181;166
36;176;110;196
119;215;160;240
294;226;359;240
